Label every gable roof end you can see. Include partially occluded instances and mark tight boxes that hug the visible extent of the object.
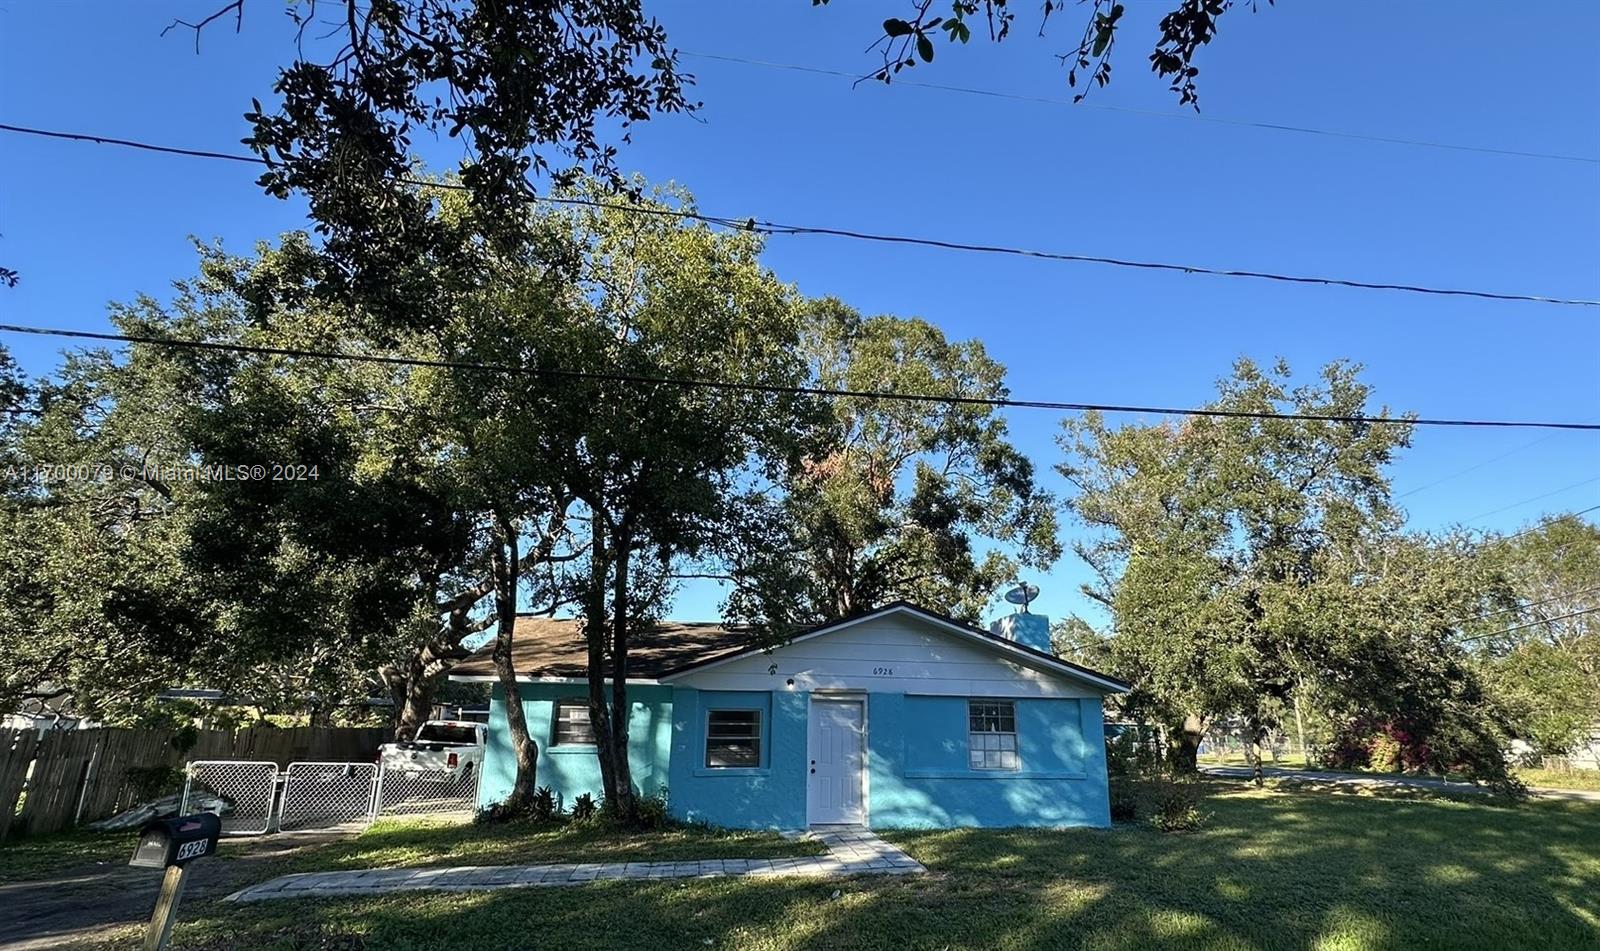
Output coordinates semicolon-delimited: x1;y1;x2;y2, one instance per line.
659;600;1131;693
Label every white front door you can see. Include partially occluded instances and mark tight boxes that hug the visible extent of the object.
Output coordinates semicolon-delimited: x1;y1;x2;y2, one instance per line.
807;698;865;825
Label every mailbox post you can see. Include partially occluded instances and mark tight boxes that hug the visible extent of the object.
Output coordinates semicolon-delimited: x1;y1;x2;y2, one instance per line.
129;813;221;951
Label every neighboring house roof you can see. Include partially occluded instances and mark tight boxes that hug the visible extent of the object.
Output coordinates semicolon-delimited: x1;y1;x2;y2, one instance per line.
451;602;1130;693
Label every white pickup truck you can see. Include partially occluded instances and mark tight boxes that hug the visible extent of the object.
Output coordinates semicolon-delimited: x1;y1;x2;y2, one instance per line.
378;720;487;779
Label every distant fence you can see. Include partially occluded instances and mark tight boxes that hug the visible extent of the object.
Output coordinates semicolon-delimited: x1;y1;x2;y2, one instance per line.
0;725;388;842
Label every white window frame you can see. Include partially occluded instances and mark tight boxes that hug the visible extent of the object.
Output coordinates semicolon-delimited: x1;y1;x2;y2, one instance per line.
551;698;596;748
968;699;1020;771
704;708;762;769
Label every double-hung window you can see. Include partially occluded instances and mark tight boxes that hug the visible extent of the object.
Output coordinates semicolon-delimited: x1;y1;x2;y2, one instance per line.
705;709;762;768
968;700;1019;770
551;699;596;747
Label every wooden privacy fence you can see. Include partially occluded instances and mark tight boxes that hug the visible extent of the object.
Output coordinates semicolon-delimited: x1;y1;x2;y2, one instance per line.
0;725;388;841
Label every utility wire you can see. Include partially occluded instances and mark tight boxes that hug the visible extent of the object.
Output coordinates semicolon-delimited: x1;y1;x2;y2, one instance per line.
1452;585;1600;626
1397;434;1559;498
1462;476;1600;523
3;322;1599;431
2;121;1597;309
1458;606;1600;642
1499;504;1600;541
680;51;1600;167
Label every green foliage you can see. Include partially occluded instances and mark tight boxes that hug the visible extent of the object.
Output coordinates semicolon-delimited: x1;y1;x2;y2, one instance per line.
727;299;1058;629
1144;775;1209;832
530;786;562;822
570;792;597;822
1477;516;1600;756
237;1;694;339
1060;358;1519;787
124;765;187;803
834;0;1249;108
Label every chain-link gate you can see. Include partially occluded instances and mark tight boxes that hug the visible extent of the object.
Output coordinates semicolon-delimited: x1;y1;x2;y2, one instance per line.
182;760;279;835
277;761;378;831
375;763;480;818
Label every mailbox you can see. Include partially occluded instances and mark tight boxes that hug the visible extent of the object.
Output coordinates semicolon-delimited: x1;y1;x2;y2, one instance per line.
129;813;221;869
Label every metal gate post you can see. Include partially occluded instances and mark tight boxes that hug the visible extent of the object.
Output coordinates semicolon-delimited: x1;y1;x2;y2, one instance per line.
370;763;385;822
178;765;194;815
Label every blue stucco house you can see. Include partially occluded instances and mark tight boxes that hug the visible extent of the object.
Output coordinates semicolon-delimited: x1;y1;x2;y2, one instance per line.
449;602;1130;829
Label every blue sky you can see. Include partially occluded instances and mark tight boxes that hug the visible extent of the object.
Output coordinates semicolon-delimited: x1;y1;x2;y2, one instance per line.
2;1;1596;626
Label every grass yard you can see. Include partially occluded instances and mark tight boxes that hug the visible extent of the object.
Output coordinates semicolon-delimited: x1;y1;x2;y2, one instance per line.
70;783;1599;951
1515;767;1600;792
1198;752;1600;794
0;827;139;882
1197;751;1316;769
276;816;824;875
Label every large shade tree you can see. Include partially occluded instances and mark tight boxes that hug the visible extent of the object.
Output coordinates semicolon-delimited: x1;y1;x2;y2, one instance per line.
725;299;1058;630
1476;516;1600;757
1059;358;1521;789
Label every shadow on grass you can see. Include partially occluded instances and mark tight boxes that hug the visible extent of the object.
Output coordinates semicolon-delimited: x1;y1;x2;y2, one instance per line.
277;817;823;875
140;786;1600;951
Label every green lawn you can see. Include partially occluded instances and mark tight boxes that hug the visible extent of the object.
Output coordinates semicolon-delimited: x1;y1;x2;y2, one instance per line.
1199;753;1600;794
0;828;138;882
1197;751;1316;769
72;784;1599;950
277;817;823;874
1515;767;1600;792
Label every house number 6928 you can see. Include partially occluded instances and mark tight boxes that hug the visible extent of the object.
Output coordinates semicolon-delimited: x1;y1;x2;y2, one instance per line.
872;666;894;676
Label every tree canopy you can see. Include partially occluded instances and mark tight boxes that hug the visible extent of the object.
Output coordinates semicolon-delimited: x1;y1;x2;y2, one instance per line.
724;299;1058;630
1058;358;1522;789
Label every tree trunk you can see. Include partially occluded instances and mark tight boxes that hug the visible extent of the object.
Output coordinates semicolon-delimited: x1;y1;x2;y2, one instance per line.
1292;691;1310;769
606;531;637;824
584;517;622;805
491;516;539;812
386;638;466;742
1244;718;1266;786
1169;713;1205;773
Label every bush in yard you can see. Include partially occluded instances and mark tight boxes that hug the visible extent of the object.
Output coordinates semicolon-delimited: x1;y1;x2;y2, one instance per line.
1321;715;1527;801
125;765;186;802
530;785;561;822
1108;778;1139;821
632;787;670;829
1144;776;1209;833
570;792;597;822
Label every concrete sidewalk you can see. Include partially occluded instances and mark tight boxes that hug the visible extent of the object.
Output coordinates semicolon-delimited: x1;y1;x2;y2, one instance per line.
226;826;923;902
1202;764;1600;802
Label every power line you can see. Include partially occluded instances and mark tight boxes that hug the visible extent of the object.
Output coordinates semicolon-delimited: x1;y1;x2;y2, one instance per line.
3;322;1599;431
3;121;1597;309
1453;584;1600;626
1459;606;1600;642
680;51;1600;167
1462;477;1600;523
1397;434;1559;499
1501;504;1600;540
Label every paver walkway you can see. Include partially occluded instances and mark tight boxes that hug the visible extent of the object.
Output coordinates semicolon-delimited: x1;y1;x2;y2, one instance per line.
226;825;923;902
1202;764;1600;802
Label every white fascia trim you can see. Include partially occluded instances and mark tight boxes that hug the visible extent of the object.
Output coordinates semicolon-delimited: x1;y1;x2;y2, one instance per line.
447;674;662;685
659;604;1129;694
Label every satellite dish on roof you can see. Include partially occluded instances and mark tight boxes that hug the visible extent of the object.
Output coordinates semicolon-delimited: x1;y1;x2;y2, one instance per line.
1004;582;1040;612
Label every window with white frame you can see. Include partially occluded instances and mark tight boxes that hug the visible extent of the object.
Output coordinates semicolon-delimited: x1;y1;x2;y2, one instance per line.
551;699;596;747
705;709;762;768
968;700;1019;770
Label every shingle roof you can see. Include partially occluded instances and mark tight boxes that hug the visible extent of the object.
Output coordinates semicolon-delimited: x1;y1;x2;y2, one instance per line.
450;616;756;680
451;603;1129;691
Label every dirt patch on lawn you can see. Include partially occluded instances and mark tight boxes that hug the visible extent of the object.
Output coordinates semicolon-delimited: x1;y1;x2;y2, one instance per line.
0;832;350;951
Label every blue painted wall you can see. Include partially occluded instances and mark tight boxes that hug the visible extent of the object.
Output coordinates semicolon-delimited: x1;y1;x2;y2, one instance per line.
482;682;1111;830
866;693;1111;829
666;687;808;829
479;683;674;810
